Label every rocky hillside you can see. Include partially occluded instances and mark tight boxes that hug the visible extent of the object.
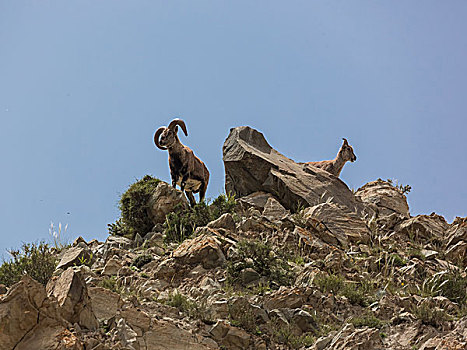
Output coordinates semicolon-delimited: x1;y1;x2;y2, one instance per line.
1;126;466;350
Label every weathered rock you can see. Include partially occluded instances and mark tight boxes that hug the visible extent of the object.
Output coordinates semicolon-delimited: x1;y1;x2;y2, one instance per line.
104;236;134;251
47;268;98;330
102;257;123;276
0;284;6;294
88;287;122;322
207;212;236;232
223;126;364;213
0;276;47;350
148;181;189;225
262;197;289;221
56;246;92;270
238;191;275;211
239;268;261;285
173;233;226;269
209;320;250;350
120;306;151;332
396;213;449;240
446;216;467;247
145;319;212;350
355;179;410;218
114;318;139;350
445;240;467;265
16;326;84;350
328;323;383;350
304;203;371;246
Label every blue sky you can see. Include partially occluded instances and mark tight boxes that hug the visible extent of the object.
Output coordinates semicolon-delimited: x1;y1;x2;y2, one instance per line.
1;1;466;255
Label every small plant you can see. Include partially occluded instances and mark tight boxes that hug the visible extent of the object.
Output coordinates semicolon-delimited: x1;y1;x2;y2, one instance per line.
228;301;258;333
166;291;194;313
0;242;57;287
49;222;70;250
412;303;451;328
108;175;161;239
314;273;344;294
100;276;119;293
227;239;293;288
387;178;411;194
341;280;375;307
408;247;426;261
131;254;153;269
270;319;315;349
75;253;93;267
412;270;467;304
350;313;385;329
164;193;237;243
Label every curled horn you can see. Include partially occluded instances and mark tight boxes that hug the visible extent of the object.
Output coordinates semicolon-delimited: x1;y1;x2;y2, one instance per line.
342;138;348;145
168;118;188;137
154;127;167;150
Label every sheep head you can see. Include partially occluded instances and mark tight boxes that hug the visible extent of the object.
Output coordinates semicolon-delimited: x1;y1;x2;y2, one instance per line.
154;118;188;150
340;138;357;162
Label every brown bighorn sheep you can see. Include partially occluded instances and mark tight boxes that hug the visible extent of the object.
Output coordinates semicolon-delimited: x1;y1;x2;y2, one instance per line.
304;138;357;177
154;118;210;206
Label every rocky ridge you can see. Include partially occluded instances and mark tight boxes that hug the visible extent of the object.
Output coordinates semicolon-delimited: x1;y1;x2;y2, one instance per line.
1;126;466;350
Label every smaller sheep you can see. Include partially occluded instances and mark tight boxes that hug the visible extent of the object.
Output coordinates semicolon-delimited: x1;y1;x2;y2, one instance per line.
154;118;209;206
305;138;357;177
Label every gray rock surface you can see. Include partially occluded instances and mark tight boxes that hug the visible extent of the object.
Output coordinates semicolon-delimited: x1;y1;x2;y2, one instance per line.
223;126;364;213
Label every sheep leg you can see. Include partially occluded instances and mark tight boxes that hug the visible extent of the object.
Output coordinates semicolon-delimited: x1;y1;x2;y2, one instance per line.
180;174;189;191
199;180;207;203
185;191;196;207
171;175;178;189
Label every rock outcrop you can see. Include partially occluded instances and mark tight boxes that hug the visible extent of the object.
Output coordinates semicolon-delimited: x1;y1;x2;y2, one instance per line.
223;126;364;213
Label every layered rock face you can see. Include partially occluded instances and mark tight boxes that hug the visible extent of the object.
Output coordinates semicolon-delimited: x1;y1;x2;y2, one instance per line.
223;126;365;213
1;126;466;350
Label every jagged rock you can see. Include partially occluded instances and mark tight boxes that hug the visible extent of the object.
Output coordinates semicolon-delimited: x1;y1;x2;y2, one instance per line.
120;306;151;332
446;217;467;264
0;275;48;350
88;287;122;322
263;288;305;311
173;233;226;269
396;213;449;240
114;318;139;350
238;191;275;211
223;126;364;213
103;236;134;253
145;319;212;350
102;257;123;276
209;320;251;350
47;267;98;330
73;236;87;246
291;308;318;333
207;213;236;232
445;240;467;264
56;246;92;270
16;326;84;350
327;323;383;350
304;203;371;246
447;217;467;246
148;181;189;225
355;179;410;218
262;197;289;221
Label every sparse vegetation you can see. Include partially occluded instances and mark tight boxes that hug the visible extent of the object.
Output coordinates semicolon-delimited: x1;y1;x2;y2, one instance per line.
387;178;412;194
350;313;385;329
100;276;119;293
164;193;237;243
412;303;451;328
227;239;293;288
0;242;57;287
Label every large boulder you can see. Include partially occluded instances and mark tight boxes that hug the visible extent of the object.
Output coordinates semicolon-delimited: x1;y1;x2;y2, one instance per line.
223;126;364;213
355;179;410;218
304;202;371;247
0;276;47;349
46;267;98;330
396;213;449;241
173;233;226;269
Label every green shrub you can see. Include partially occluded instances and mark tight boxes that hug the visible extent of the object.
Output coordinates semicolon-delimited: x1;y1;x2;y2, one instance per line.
227;239;292;288
341;280;375;307
100;276;119;293
0;242;57;287
164;193;237;243
108;175;161;239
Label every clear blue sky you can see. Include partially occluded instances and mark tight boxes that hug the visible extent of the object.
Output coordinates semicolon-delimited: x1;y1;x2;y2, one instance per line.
1;1;466;255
